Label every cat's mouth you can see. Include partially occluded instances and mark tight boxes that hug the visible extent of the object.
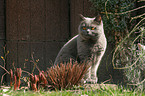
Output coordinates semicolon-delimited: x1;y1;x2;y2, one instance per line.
86;32;98;37
81;32;98;40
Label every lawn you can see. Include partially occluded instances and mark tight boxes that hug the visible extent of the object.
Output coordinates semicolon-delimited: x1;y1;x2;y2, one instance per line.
1;84;144;96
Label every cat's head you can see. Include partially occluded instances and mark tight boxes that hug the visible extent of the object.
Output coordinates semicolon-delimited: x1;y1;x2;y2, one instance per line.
78;14;104;40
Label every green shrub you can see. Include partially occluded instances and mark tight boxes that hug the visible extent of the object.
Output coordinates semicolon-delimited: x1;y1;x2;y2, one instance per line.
89;0;135;44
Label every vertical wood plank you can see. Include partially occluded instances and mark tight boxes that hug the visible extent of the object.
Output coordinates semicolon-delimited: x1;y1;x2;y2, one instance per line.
6;0;18;40
83;0;95;17
18;42;31;72
0;0;5;40
0;16;5;40
45;42;65;68
6;41;18;83
17;0;30;41
6;41;18;69
46;0;69;41
31;42;45;74
0;40;5;82
59;0;69;40
30;0;45;41
70;0;84;37
0;0;4;16
46;0;59;41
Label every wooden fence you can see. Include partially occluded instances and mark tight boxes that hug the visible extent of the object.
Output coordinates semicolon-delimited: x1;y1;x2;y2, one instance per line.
5;0;96;81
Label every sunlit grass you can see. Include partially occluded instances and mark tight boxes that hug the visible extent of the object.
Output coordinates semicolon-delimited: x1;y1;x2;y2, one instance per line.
1;84;145;96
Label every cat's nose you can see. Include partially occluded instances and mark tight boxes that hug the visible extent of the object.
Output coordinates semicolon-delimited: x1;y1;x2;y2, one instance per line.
87;29;91;34
87;29;90;31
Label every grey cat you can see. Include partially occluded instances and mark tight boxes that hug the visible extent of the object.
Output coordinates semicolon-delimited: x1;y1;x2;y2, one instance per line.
54;14;107;83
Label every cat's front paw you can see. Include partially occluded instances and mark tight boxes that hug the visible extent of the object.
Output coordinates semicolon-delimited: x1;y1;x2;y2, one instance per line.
83;78;97;84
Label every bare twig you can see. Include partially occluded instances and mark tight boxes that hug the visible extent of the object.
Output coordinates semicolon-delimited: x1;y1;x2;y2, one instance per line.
132;35;141;45
102;75;112;84
1;72;7;84
127;79;145;86
12;62;16;70
0;65;9;74
22;70;31;75
131;13;145;21
101;5;145;15
105;0;109;19
120;0;136;9
30;53;41;73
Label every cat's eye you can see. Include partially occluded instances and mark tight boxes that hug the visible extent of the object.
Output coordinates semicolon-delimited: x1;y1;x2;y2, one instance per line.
83;27;87;30
91;27;95;30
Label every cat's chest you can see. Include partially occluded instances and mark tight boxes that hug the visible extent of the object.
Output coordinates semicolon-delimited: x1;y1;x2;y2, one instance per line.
78;40;104;53
91;44;104;54
77;35;106;55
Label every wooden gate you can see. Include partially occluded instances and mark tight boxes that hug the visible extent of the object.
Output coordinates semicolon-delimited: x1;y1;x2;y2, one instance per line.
6;0;95;77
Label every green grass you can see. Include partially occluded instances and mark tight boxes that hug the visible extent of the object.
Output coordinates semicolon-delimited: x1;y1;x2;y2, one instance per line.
1;84;145;96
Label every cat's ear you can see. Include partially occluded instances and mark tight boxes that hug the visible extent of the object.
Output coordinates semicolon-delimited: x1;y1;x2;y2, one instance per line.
94;14;102;23
79;14;85;20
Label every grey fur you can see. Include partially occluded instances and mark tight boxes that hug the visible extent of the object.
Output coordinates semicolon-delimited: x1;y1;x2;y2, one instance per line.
54;15;107;83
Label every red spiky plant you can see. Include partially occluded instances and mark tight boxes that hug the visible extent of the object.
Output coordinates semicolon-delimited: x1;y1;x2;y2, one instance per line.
10;69;13;87
30;71;48;91
9;68;22;90
38;71;48;88
46;60;90;90
15;68;22;90
30;74;39;91
9;59;90;91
